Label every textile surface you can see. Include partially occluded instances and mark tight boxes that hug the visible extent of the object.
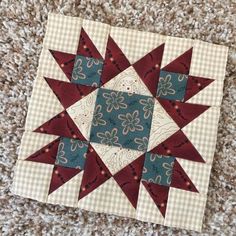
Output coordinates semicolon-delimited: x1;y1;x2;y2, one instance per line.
1;1;235;235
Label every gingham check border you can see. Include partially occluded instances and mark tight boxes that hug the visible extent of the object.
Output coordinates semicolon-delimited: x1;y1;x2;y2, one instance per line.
47;172;83;207
136;183;164;224
165;188;207;232
177;158;212;195
78;177;136;219
190;40;228;81
182;106;221;164
12;161;53;202
18;131;58;160
24;74;64;131
110;26;166;64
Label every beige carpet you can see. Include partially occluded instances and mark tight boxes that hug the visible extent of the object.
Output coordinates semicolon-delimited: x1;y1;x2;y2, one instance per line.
1;1;235;235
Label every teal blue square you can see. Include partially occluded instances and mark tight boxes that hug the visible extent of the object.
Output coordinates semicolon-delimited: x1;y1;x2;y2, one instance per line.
142;153;175;186
55;137;88;169
71;55;103;87
157;70;188;101
90;88;154;151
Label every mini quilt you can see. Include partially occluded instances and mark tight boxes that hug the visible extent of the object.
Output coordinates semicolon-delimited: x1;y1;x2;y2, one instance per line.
12;13;228;232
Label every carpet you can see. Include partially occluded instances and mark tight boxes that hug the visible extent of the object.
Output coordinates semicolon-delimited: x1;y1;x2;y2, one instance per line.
0;1;235;235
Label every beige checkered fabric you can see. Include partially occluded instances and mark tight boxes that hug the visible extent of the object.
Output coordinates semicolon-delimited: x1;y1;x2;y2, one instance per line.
82;19;110;58
37;48;68;82
165;188;207;232
47;172;83;207
78;178;136;219
136;183;164;224
187;79;224;106
182;106;221;164
12;13;228;232
12;160;53;202
190;40;228;81
18;131;58;160
44;14;82;53
25;74;63;131
161;36;193;68
176;158;212;195
110;26;166;64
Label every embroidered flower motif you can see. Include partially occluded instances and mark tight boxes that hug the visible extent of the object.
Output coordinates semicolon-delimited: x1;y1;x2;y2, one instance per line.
70;139;88;151
134;137;149;151
92;105;106;126
86;57;102;68
103;91;127;112
157;74;175;97
72;58;86;80
118;110;144;135
97;128;121;146
55;142;67;165
139;98;154;119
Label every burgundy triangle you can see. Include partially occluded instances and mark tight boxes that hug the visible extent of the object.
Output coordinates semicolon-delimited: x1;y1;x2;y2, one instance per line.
142;181;169;217
78;145;112;200
100;36;131;85
45;77;96;109
151;130;205;163
170;160;198;192
113;155;145;209
133;44;165;96
77;28;103;59
26;138;60;165
49;50;76;81
49;165;81;194
184;75;214;102
162;48;193;74
157;98;209;128
34;110;86;141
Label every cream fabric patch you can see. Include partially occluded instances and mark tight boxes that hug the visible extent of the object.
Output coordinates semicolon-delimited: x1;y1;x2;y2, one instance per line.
12;13;228;232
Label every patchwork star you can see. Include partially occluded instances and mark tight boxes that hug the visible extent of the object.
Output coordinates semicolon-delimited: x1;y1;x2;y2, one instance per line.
25;27;214;218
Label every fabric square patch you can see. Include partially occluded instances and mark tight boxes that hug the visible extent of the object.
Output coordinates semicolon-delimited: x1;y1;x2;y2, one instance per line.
55;137;88;169
12;14;228;232
71;55;103;86
142;153;175;186
157;71;188;101
90;88;154;151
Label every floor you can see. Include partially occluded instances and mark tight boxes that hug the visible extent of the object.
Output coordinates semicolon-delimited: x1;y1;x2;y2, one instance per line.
0;1;235;235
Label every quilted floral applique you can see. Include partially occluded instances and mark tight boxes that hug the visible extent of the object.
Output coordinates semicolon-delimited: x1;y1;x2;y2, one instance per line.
102;90;128;112
157;71;188;101
142;153;175;186
55;137;89;169
90;88;154;151
71;55;103;87
118;110;144;135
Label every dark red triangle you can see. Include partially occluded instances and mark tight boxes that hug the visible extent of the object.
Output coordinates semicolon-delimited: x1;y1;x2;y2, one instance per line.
170;160;198;192
133;44;165;96
142;181;170;217
77;28;103;59
49;50;76;81
151;130;205;163
184;75;214;102
45;77;96;109
100;36;131;85
26;138;60;165
162;48;193;74
113;155;145;209
48;165;81;194
34;110;86;141
78;145;112;200
157;98;209;128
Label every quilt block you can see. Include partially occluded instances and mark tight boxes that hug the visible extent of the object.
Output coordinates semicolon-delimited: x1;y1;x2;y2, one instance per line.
12;13;228;232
